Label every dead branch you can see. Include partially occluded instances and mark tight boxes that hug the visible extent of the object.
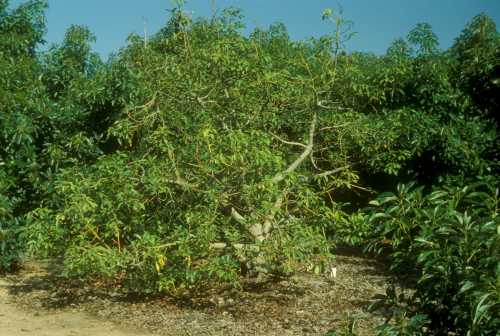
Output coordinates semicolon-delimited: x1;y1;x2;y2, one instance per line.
250;112;317;241
270;132;307;148
215;113;316;264
315;164;352;178
316;100;334;109
271;113;317;184
166;176;200;191
319;123;351;131
310;151;320;170
231;207;246;225
129;91;158;112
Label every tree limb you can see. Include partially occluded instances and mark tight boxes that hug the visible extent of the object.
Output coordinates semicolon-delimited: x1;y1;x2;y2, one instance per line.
220;113;316;259
231;207;247;225
319;123;351;131
271;112;317;184
314;164;352;178
270;132;307;148
166;177;200;191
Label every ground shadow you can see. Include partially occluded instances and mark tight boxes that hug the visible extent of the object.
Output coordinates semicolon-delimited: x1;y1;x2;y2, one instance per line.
3;251;404;335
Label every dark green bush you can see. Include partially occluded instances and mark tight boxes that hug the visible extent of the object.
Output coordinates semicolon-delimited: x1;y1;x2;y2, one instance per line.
363;177;499;335
0;0;48;268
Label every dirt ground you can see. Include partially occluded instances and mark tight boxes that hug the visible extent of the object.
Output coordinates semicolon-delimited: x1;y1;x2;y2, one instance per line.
0;279;150;336
0;250;395;336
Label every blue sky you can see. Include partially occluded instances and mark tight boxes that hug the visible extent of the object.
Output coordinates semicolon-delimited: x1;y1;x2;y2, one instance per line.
9;0;500;58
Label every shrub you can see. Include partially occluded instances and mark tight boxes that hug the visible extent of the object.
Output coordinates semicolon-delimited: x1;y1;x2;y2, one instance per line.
363;177;499;335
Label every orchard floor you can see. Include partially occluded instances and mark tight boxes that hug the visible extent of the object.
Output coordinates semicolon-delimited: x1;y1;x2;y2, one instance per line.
0;251;398;336
0;278;149;336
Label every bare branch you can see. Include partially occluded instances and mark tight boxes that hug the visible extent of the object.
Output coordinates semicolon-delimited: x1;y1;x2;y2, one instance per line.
351;184;376;193
210;242;228;249
250;191;285;241
317;100;334;109
209;242;259;257
319;123;351;131
272;113;317;184
270;132;307;148
262;192;284;232
221;113;318;248
315;164;352;178
231;207;247;225
129;91;158;112
310;151;320;170
166;177;200;191
196;88;216;105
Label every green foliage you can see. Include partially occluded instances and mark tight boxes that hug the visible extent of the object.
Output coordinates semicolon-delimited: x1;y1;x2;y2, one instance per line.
0;0;48;268
42;24;102;97
0;217;25;270
362;178;499;335
450;13;500;123
26;11;343;290
407;23;438;56
324;313;359;336
0;1;104;269
0;0;47;57
1;9;499;336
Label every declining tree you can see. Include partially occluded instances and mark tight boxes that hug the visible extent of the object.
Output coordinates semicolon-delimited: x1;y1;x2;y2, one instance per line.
0;2;498;334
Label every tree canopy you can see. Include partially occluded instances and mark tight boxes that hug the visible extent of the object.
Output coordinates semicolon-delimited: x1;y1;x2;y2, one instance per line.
1;2;498;335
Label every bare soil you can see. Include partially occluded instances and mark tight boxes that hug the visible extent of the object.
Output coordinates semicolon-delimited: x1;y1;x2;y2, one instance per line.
1;251;395;336
0;280;149;336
